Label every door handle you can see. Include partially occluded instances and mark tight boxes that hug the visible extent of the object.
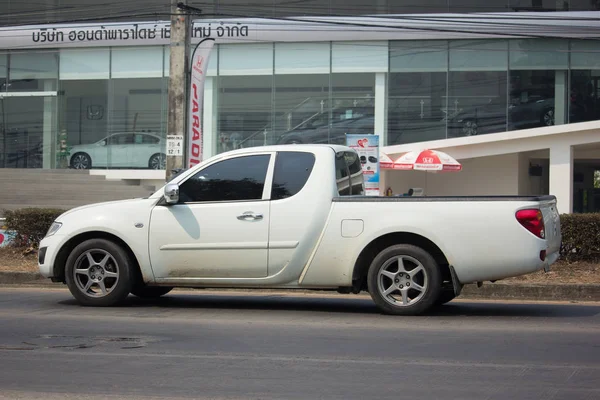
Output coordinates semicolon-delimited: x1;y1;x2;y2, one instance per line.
237;212;263;221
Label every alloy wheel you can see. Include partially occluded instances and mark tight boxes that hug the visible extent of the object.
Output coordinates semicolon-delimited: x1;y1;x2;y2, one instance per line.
377;255;428;307
73;249;120;298
71;154;90;169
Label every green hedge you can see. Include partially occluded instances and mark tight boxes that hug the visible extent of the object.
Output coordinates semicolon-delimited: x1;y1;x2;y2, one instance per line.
3;208;65;247
559;213;600;262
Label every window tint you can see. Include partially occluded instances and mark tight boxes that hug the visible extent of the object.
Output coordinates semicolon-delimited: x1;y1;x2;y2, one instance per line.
135;134;160;144
271;151;315;200
109;134;134;145
179;155;271;203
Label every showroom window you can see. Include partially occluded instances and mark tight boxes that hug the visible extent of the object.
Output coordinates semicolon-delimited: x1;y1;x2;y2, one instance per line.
109;47;166;169
272;74;330;145
271;151;316;200
330;42;380;143
59;48;110;169
217;75;273;153
448;40;508;138
1;51;58;169
509;39;569;131
569;39;600;124
178;154;271;203
389;40;448;145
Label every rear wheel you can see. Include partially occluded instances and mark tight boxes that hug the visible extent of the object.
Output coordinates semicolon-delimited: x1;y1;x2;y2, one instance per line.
149;153;166;170
367;244;442;316
434;288;457;306
462;119;478;136
131;286;173;298
65;239;134;306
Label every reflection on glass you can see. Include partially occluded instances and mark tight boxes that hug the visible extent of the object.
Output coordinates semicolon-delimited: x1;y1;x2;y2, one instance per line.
218;76;272;153
60;79;109;169
0;96;56;168
272;74;330;145
7;51;58;92
508;70;560;131
447;71;508;137
179;154;271;202
388;72;447;145
570;70;600;123
388;40;448;145
108;77;166;169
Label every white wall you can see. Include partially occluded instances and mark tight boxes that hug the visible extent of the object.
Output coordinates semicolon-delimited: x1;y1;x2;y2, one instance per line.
384;153;521;196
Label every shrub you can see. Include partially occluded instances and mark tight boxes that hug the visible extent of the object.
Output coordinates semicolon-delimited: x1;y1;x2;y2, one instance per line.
559;213;600;262
2;208;66;248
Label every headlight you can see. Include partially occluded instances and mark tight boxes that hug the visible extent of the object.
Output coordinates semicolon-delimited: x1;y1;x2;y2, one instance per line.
46;222;62;237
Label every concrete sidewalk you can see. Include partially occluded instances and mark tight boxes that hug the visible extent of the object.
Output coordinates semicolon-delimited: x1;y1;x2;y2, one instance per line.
1;271;599;302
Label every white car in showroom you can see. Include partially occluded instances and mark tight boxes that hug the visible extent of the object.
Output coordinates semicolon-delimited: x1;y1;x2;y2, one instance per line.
69;132;166;170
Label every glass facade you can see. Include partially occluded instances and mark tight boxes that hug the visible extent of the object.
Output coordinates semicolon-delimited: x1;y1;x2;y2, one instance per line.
1;37;600;170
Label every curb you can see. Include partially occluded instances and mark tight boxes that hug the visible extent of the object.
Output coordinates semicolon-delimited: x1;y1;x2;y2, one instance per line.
1;271;599;302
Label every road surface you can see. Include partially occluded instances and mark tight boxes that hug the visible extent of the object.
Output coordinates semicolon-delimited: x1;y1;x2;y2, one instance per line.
0;287;599;400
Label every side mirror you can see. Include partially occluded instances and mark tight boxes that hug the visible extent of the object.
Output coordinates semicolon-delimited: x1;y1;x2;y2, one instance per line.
100;140;107;146
163;183;179;205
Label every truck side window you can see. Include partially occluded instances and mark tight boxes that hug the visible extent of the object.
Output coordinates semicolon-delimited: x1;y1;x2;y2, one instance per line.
335;151;364;196
271;151;315;200
178;154;271;203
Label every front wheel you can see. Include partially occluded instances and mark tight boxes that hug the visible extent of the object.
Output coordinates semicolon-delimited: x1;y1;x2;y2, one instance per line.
542;108;555;126
70;152;92;169
462;119;478;136
367;244;442;316
65;239;134;306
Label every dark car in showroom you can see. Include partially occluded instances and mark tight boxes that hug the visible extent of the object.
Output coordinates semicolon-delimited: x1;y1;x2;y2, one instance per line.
275;107;375;145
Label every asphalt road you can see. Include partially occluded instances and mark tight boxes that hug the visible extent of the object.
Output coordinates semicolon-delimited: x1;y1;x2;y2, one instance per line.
0;287;599;400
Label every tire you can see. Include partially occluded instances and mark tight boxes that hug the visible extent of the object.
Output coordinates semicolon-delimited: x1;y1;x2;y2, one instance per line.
70;152;92;169
149;153;166;170
462;119;478;136
65;239;134;307
434;288;457;306
367;244;442;316
131;286;173;299
542;108;555;126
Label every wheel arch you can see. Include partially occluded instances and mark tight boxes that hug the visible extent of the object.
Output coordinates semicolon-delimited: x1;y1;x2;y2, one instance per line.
52;231;144;284
351;232;451;292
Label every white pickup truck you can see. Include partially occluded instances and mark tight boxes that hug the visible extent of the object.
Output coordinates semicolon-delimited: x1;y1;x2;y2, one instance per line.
38;144;562;315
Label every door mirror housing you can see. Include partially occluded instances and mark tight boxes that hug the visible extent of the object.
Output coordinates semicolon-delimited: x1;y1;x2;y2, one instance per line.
163;183;179;205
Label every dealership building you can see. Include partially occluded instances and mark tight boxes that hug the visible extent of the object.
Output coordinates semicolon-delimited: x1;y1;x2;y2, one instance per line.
0;1;599;214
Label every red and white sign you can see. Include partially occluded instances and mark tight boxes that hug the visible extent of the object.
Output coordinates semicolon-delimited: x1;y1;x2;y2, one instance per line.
392;149;462;172
187;38;215;168
379;152;395;169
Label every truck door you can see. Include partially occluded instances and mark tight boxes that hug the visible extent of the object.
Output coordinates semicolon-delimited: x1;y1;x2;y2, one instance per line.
267;149;333;278
148;152;275;279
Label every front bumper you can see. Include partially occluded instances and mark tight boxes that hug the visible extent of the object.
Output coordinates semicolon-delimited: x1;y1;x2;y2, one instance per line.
38;234;66;279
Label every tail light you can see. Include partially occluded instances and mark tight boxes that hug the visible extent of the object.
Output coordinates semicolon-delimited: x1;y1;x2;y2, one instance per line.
516;209;545;239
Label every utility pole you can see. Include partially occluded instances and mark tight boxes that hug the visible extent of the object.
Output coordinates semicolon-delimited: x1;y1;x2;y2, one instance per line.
165;0;190;181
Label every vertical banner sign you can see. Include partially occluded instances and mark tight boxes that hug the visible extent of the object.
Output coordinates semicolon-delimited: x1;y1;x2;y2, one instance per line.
187;38;215;168
346;134;380;196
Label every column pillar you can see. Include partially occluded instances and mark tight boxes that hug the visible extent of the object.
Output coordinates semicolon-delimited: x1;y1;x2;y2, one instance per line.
202;76;218;159
549;143;573;214
554;70;567;126
374;72;388;145
43;80;55;169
